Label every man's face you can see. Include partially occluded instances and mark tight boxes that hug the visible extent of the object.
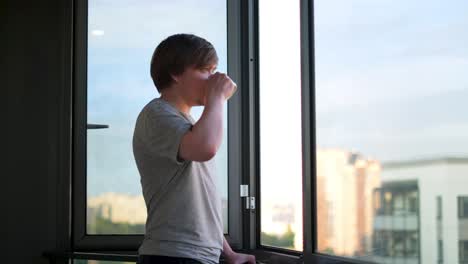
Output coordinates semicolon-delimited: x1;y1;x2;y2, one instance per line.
176;64;217;106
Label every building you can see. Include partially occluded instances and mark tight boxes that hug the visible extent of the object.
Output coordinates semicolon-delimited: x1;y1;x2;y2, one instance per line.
316;148;382;257
371;157;468;264
87;192;147;226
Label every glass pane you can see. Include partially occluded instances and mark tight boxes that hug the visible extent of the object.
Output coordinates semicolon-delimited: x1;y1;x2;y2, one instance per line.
259;0;303;251
315;0;468;263
87;0;228;234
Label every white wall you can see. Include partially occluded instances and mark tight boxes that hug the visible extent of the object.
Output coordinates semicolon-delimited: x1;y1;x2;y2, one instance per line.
381;161;468;263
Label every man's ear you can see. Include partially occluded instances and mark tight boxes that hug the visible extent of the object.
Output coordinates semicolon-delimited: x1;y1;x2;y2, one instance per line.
171;74;180;83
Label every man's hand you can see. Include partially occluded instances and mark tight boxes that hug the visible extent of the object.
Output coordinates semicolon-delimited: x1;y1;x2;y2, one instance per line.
223;238;256;264
224;252;256;264
204;72;237;105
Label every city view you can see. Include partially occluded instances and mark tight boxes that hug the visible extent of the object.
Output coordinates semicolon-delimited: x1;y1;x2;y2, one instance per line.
86;149;468;264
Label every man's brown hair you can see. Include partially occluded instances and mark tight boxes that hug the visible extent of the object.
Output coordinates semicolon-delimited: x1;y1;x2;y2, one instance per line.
150;34;218;93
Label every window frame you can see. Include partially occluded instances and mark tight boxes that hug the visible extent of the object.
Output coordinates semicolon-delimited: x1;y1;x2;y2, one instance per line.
251;1;392;263
251;0;309;258
250;0;316;259
248;0;316;260
72;0;245;250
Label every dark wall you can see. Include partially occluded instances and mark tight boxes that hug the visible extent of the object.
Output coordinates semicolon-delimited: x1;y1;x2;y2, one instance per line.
3;1;73;263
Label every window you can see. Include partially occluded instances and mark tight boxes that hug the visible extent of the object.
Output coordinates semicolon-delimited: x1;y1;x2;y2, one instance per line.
73;0;247;250
383;191;393;215
460;240;468;264
373;231;418;258
314;0;468;263
258;0;303;251
85;0;228;235
437;196;443;263
438;239;444;264
407;190;419;214
459;197;468;218
69;0;468;263
393;192;405;216
437;196;443;220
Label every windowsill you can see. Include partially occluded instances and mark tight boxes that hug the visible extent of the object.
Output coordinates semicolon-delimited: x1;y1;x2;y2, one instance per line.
237;249;301;264
43;250;289;263
43;249;369;264
42;251;139;262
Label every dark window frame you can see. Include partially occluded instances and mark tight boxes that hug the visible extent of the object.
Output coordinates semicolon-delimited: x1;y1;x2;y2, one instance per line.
249;0;375;263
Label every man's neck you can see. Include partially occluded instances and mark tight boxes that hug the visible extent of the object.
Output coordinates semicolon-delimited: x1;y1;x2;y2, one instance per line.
160;91;191;115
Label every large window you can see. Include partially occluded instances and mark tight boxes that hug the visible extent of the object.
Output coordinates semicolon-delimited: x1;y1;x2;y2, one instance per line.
74;0;238;249
86;0;228;235
315;0;468;263
258;0;303;252
69;0;468;263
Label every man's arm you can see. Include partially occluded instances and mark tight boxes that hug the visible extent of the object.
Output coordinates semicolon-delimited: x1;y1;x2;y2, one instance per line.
179;96;224;161
179;73;234;162
222;237;235;259
223;237;256;264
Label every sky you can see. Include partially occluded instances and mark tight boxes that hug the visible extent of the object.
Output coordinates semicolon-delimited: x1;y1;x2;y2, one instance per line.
86;0;468;204
314;0;468;163
87;0;228;197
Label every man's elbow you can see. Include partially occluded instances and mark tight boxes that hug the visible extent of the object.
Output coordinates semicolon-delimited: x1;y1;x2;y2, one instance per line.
179;143;217;162
197;145;217;161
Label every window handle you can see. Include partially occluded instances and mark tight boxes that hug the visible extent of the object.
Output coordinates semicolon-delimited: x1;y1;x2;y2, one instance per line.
87;124;109;129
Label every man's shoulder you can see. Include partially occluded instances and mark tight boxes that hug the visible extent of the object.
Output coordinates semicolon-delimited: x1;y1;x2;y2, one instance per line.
144;98;184;119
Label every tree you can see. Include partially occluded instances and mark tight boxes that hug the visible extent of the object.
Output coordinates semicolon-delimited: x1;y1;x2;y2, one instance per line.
88;215;145;235
260;224;295;249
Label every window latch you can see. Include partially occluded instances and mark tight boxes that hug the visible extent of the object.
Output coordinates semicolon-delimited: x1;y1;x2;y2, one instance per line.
240;185;255;210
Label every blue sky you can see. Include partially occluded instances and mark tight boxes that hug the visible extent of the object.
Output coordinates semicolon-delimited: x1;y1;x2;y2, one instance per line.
87;0;227;197
315;0;468;162
86;0;468;197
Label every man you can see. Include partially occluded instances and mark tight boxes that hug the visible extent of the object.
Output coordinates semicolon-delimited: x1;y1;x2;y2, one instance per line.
133;34;256;264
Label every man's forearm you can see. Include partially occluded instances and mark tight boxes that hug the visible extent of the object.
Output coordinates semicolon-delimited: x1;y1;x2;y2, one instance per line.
222;237;235;258
191;96;224;154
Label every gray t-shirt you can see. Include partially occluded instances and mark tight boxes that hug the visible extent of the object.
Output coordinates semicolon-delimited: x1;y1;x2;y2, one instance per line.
132;98;223;264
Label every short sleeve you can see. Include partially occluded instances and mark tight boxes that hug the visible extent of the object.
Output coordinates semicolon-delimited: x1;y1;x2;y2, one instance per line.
143;110;192;165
